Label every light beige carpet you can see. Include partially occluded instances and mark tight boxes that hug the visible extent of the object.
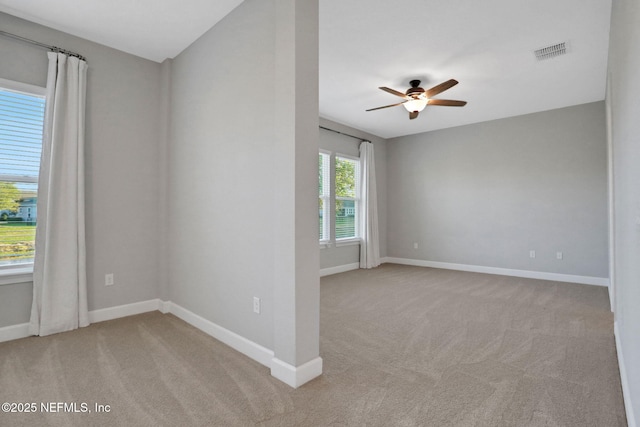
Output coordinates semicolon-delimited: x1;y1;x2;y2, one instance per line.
0;264;627;426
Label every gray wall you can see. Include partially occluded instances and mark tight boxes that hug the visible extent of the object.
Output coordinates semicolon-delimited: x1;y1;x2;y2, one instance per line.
1;0;322;370
608;0;640;421
169;0;276;351
387;102;608;278
169;0;320;366
319;118;388;270
0;13;164;327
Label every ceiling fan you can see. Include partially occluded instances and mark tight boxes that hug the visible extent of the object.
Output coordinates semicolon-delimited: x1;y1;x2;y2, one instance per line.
366;79;467;120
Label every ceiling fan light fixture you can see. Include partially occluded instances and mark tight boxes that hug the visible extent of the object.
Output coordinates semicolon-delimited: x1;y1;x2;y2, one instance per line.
366;79;465;119
403;98;428;112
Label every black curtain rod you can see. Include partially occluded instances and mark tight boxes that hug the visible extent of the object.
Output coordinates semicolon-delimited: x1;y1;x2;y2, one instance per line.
319;126;368;142
0;30;86;61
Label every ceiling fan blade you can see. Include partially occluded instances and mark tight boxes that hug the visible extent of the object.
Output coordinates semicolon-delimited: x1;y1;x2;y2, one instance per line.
409;111;419;120
379;87;409;99
426;79;459;98
366;101;407;111
428;99;467;107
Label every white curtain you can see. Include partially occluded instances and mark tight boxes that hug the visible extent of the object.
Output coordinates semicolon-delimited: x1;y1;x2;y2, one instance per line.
359;141;380;268
30;52;88;336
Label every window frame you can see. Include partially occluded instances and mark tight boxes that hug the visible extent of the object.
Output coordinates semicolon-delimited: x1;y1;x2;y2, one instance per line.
0;77;46;285
334;153;361;242
318;149;362;248
318;150;331;243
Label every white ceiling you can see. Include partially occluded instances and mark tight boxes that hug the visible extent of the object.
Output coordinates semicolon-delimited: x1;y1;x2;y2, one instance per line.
0;0;244;62
320;0;612;138
0;0;612;139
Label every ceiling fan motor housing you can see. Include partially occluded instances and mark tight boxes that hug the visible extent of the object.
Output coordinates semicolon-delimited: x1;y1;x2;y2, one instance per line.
406;80;425;98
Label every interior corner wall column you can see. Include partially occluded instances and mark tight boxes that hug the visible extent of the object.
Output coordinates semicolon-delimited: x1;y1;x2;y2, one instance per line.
158;58;172;303
271;0;322;387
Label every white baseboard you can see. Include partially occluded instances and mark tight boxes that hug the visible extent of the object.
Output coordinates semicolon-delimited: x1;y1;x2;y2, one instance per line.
167;302;322;387
320;262;360;277
0;298;163;343
88;299;163;323
615;322;637;427
0;322;30;343
0;298;324;389
159;300;171;314
166;302;274;368
384;257;610;287
608;280;615;313
271;356;323;388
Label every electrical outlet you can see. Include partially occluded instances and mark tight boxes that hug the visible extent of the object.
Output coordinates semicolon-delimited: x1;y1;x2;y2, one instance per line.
253;297;261;314
556;252;563;260
105;273;114;286
529;250;536;259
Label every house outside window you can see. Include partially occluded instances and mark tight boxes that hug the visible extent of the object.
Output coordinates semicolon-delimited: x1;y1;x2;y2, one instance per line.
318;151;361;244
335;155;360;240
0;79;46;272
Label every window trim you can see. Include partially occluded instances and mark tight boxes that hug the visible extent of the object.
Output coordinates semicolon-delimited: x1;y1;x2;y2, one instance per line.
0;267;33;285
319;150;331;243
319;150;362;246
334;153;360;241
0;78;47;97
0;78;46;285
336;238;361;247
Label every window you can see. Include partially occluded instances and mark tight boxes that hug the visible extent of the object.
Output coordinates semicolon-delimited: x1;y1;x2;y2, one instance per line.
318;151;361;244
335;155;360;240
318;152;330;241
0;80;46;272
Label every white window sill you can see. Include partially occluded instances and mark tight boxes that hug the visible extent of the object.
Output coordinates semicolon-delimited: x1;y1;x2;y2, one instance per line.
0;266;34;286
320;239;361;249
336;238;361;247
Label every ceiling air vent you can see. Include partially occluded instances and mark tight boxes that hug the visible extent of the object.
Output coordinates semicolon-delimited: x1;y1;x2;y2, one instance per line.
534;42;567;60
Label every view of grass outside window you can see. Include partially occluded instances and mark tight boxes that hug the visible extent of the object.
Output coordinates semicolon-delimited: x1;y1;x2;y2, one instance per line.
335;156;360;240
0;85;45;267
